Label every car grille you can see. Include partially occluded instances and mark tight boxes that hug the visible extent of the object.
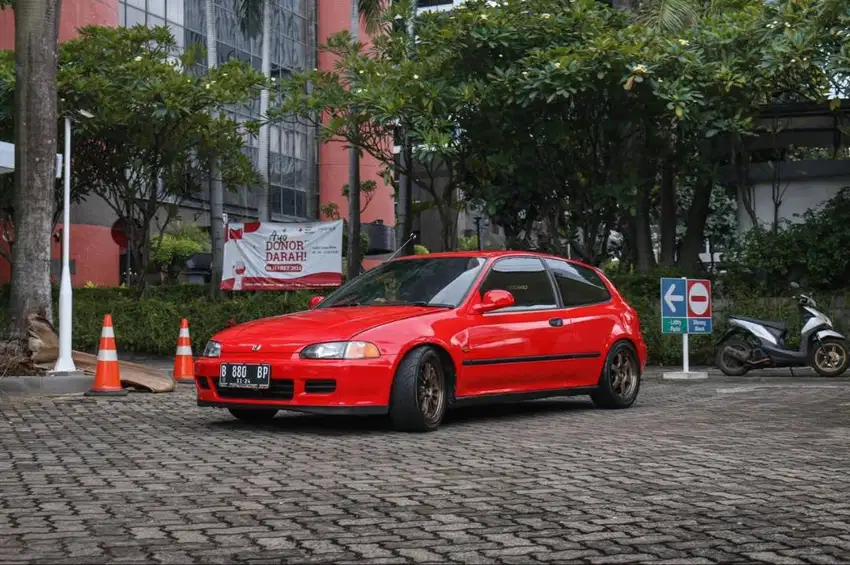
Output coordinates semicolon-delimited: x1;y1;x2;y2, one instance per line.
214;378;294;400
304;379;336;394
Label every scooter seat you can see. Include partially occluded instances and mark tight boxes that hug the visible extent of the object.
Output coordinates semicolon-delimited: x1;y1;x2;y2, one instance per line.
730;315;788;332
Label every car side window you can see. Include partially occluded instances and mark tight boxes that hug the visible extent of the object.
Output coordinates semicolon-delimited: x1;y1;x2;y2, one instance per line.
544;259;611;307
478;257;557;311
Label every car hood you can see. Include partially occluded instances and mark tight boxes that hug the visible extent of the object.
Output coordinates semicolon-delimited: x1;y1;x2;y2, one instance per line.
213;306;439;355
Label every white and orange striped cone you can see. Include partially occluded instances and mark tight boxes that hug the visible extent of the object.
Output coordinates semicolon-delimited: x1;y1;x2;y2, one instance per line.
85;314;128;397
173;318;195;384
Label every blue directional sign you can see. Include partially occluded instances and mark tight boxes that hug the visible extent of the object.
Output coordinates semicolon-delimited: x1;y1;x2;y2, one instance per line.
660;278;686;334
661;277;713;335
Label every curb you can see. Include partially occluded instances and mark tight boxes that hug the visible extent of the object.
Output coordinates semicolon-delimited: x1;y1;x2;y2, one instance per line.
0;373;95;398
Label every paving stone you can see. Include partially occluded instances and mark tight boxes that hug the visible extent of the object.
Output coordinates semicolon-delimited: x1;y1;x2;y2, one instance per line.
2;378;850;564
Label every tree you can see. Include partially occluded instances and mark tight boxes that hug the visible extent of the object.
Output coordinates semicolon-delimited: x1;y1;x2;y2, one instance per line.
3;0;60;342
275;2;473;251
433;0;829;270
205;0;225;297
60;25;263;289
347;0;387;277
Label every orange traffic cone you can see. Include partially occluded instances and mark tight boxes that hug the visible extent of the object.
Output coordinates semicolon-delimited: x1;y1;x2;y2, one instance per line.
85;314;128;397
173;318;195;384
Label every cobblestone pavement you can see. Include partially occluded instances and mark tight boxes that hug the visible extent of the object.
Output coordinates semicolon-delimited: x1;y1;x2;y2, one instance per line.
2;378;850;564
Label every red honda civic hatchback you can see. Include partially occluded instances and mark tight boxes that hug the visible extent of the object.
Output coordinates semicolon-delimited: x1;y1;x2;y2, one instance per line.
195;251;647;432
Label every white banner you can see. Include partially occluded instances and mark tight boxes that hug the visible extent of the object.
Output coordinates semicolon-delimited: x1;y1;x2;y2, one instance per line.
221;220;343;291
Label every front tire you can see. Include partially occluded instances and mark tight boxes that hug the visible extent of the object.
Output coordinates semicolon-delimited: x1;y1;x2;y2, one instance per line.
591;341;641;409
389;346;448;432
810;337;849;377
228;408;278;423
716;337;752;376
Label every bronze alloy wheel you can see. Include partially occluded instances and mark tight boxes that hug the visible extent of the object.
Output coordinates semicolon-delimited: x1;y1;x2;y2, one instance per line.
417;359;445;424
591;342;641;409
813;339;849;376
610;350;638;400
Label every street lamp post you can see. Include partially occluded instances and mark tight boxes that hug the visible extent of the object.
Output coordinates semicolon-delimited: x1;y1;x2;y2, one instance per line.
52;110;92;375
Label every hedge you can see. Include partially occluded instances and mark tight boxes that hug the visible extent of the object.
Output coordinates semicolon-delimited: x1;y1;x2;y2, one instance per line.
2;276;849;366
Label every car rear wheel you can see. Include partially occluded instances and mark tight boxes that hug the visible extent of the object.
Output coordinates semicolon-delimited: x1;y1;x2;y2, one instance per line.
591;341;640;409
389;346;447;432
228;408;278;423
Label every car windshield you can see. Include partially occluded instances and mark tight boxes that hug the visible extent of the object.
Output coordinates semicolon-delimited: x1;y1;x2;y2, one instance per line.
318;256;487;309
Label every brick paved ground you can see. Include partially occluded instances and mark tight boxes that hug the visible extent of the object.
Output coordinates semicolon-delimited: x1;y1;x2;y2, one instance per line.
2;377;850;564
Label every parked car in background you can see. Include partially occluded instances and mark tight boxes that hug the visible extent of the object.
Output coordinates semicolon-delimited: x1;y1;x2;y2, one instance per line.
195;251;647;432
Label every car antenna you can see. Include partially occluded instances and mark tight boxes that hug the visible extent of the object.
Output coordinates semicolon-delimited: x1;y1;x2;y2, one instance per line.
386;233;417;262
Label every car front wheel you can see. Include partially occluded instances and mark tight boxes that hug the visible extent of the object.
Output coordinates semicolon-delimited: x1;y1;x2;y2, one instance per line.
389;346;448;432
228;408;278;423
591;341;641;409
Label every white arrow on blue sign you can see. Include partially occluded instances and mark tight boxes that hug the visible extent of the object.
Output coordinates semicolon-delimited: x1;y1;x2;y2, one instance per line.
660;278;686;318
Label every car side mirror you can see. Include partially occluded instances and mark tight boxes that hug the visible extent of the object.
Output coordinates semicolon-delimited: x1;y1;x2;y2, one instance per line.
308;296;324;309
472;289;515;314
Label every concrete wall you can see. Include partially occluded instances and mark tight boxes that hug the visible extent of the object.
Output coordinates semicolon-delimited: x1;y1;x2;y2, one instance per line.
737;160;850;234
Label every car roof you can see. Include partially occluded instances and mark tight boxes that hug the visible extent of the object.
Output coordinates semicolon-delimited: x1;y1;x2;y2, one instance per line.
393;250;600;271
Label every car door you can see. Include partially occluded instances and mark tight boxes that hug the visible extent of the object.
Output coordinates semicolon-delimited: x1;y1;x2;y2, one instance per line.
459;256;564;396
544;258;616;387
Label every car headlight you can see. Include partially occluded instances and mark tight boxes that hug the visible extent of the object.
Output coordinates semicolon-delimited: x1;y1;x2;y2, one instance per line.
300;341;380;360
203;340;221;358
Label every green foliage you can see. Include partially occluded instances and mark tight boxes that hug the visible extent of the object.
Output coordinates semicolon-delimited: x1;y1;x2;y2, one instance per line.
413;244;429;254
53;25;264;288
457;235;479;251
150;223;211;277
2;270;845;365
733;187;850;294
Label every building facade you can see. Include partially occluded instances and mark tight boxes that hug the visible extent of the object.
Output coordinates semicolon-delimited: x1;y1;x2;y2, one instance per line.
0;0;396;286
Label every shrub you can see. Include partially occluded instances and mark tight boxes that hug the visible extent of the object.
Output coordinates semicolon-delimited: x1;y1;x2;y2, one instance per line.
2;274;849;366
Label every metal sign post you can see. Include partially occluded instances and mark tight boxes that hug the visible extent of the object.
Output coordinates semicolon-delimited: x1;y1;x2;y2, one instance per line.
660;276;712;380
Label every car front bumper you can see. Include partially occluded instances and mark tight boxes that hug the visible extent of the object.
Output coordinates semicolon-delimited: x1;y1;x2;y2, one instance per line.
194;355;397;414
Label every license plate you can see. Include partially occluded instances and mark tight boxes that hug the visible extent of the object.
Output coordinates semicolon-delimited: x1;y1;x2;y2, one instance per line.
218;363;271;389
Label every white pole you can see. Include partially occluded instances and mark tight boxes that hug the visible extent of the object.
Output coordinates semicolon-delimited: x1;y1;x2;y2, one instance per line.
53;117;76;374
682;276;689;374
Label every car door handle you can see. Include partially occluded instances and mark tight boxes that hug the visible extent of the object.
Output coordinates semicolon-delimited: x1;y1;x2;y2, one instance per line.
549;318;564;327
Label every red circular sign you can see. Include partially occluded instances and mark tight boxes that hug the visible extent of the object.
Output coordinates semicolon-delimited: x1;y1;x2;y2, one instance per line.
110;219;128;247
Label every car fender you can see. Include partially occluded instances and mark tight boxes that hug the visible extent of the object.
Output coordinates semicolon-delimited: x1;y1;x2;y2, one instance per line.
393;336;460;376
602;312;645;367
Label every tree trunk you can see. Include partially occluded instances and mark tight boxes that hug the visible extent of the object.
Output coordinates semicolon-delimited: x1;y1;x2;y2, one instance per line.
659;160;677;266
205;0;225;297
634;188;655;273
346;0;361;279
9;0;60;339
437;201;456;252
677;180;713;272
347;145;361;279
396;137;413;255
256;0;271;222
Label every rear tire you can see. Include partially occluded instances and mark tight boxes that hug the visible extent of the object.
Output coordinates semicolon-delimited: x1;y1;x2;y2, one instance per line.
389;346;448;432
810;337;849;377
228;408;278;423
591;341;640;409
716;338;752;376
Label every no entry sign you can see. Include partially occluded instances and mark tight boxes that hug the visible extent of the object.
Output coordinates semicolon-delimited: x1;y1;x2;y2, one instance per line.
660;277;712;335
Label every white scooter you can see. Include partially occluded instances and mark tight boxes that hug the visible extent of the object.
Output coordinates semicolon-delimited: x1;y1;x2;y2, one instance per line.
716;292;848;377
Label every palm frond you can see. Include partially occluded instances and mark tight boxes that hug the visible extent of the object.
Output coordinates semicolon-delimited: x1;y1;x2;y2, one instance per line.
635;0;700;32
233;0;263;40
358;0;385;35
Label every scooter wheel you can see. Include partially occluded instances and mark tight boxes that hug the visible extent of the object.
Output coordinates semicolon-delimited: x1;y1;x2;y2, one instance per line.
716;338;751;376
810;338;850;377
